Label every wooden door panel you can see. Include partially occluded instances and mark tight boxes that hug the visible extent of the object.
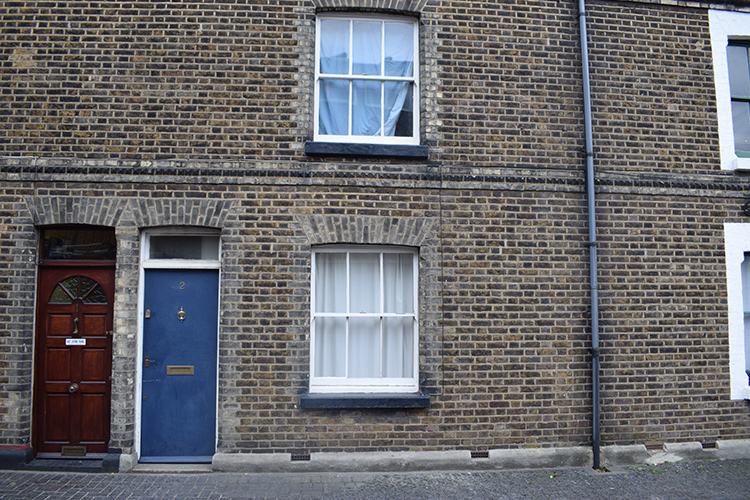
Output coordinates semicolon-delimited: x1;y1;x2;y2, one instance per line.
45;349;71;381
48;314;74;336
45;395;71;442
81;349;106;380
81;314;106;335
81;394;106;442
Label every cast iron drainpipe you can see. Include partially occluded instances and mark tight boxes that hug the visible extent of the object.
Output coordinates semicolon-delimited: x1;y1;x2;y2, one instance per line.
579;0;601;470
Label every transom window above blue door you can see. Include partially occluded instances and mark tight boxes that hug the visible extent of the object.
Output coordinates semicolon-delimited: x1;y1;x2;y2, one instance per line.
314;14;419;145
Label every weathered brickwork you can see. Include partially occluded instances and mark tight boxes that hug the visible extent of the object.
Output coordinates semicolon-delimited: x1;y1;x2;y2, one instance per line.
1;0;750;465
587;2;720;175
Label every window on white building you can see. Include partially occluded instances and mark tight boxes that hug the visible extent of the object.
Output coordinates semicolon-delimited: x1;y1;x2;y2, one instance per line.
311;246;418;393
724;223;750;399
742;255;750;384
314;14;419;145
729;42;750;159
710;10;750;170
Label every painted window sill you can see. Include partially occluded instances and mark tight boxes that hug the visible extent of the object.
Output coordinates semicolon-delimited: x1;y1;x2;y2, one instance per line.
304;142;429;159
299;392;430;409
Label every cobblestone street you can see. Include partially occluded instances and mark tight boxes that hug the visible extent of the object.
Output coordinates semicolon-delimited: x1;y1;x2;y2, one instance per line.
2;459;749;500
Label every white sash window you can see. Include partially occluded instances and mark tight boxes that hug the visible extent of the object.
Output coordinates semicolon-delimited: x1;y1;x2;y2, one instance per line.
311;246;418;393
314;14;419;145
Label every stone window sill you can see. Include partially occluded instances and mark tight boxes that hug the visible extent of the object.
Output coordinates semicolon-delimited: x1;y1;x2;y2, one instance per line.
299;392;430;409
304;142;429;159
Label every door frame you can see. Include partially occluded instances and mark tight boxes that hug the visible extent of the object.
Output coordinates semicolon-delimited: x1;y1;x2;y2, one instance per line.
135;228;222;461
32;262;116;458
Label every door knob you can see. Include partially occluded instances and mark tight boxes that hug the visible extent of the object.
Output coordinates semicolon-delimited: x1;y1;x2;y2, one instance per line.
68;383;79;393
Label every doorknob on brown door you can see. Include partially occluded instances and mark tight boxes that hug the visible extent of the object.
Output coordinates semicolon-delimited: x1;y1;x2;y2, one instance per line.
68;383;79;393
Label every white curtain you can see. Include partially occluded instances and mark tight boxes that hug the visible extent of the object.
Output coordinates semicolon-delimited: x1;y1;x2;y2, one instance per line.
314;251;414;380
383;253;414;377
349;253;380;376
318;19;413;137
382;22;413;136
318;19;349;136
314;253;346;377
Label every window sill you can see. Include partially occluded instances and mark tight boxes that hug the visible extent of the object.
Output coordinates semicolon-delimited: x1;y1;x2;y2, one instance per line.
299;392;430;409
304;142;429;159
733;156;750;171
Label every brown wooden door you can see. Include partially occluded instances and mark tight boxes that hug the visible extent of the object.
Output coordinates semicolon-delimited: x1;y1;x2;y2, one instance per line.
33;266;114;456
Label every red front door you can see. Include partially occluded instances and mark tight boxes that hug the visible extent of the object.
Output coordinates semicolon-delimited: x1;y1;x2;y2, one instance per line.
33;266;114;456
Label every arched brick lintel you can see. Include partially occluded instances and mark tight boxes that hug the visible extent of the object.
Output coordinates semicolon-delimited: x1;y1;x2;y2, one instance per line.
25;196;129;228
312;0;428;15
131;199;235;230
296;214;437;248
25;197;235;230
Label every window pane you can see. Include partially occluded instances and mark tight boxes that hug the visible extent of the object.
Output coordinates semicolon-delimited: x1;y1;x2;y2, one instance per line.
42;229;116;261
60;277;78;296
350;253;380;312
352;80;381;136
384;82;412;137
383;253;414;313
732;101;750;153
83;284;108;304
314;317;346;377
319;79;350;135
349;317;380;377
728;45;750;97
383;317;414;377
315;253;347;313
385;22;414;77
50;284;73;304
79;276;97;297
320;19;349;74
352;21;381;76
149;236;219;260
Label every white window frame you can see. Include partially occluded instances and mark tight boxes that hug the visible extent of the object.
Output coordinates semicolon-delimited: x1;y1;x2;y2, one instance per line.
709;9;750;171
313;13;420;145
310;245;419;394
724;223;750;400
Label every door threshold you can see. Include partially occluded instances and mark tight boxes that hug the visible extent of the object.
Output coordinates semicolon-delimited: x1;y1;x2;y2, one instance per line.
35;452;106;460
25;458;107;473
139;455;213;464
133;463;213;474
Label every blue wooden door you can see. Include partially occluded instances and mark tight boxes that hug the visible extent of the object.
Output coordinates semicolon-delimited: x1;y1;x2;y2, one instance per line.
141;269;219;463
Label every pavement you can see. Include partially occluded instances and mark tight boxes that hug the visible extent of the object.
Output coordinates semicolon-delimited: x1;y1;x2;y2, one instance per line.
1;458;749;499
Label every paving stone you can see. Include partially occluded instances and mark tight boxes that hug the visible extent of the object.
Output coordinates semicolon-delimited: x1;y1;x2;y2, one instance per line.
0;458;749;500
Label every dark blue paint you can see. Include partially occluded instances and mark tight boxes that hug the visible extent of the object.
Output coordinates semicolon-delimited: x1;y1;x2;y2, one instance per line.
141;269;218;462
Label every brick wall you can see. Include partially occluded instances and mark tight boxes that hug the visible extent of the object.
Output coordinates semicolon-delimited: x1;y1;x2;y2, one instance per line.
1;0;750;457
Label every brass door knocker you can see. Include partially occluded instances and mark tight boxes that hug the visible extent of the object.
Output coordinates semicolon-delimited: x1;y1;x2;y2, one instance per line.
177;307;186;322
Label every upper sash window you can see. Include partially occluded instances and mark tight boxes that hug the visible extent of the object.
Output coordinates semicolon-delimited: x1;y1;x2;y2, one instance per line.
314;14;419;145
